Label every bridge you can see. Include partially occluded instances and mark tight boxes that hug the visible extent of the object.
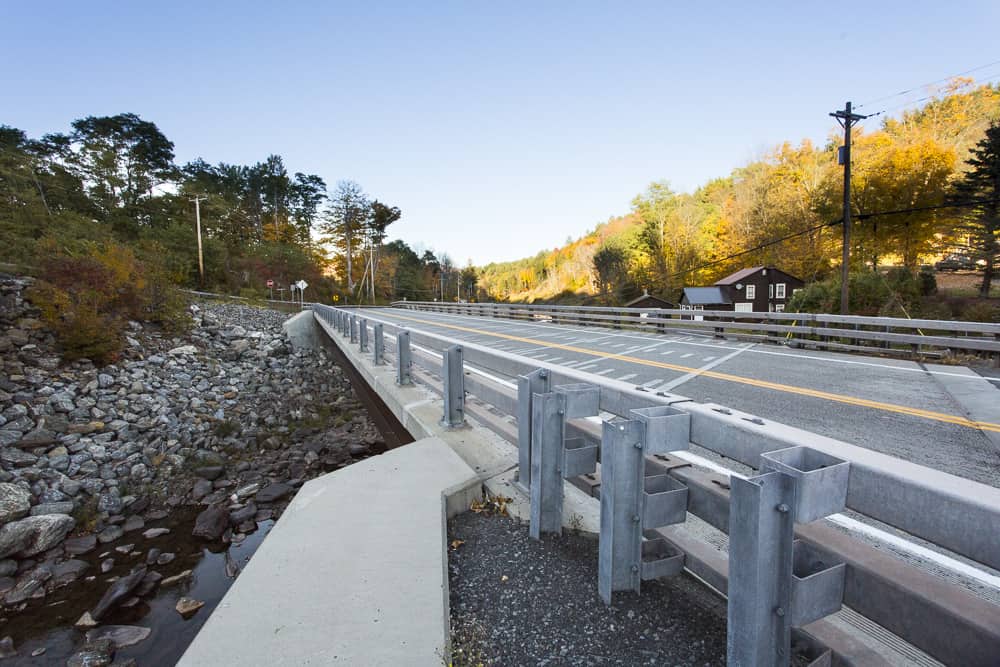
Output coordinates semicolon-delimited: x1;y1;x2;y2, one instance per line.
182;301;1000;667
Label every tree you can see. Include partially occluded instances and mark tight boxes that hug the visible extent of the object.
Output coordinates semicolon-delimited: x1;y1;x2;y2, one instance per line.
592;244;628;305
46;113;177;236
459;264;478;301
320;180;369;292
949;123;1000;296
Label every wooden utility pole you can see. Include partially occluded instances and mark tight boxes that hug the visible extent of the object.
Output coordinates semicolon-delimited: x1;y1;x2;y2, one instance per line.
830;101;867;315
191;196;207;286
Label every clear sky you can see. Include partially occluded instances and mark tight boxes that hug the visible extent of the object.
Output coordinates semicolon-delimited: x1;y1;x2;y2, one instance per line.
4;1;1000;265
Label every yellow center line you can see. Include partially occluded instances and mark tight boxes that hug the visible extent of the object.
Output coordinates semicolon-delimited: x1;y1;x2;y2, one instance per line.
386;310;1000;434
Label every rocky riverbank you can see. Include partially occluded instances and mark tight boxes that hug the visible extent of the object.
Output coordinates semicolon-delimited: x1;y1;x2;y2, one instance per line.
0;275;384;664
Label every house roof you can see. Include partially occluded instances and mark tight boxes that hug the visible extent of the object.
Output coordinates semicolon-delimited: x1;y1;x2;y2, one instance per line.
714;266;765;286
623;293;675;308
682;287;730;305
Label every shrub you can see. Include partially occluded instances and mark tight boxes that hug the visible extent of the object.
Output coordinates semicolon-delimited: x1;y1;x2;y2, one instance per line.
27;241;191;364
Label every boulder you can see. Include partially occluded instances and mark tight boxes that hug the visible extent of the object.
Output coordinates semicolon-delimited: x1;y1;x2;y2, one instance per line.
64;534;97;556
192;504;229;541
255;482;294;504
168;345;198;356
0;483;30;524
85;625;151;649
0;514;75;558
91;566;147;620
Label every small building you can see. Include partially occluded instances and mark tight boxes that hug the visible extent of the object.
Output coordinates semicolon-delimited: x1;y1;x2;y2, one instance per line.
713;266;804;312
680;287;731;312
623;290;676;309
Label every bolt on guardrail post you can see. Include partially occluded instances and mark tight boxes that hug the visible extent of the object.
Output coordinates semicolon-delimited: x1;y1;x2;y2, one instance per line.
373;323;384;364
441;345;465;427
359;318;369;352
515;368;550;494
349;315;358;344
529;383;600;539
598;406;690;604
396;331;412;385
727;446;849;666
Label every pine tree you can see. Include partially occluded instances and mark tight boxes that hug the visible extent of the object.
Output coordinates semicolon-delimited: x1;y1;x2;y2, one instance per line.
951;123;1000;296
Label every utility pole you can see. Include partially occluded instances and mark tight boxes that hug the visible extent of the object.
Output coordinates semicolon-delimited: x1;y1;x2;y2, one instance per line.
191;196;207;286
830;101;867;315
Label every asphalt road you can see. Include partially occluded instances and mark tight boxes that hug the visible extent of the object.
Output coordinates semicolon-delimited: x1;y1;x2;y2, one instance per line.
358;307;1000;488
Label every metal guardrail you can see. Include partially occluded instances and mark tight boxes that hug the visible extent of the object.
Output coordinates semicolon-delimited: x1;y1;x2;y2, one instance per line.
391;300;1000;360
313;304;1000;666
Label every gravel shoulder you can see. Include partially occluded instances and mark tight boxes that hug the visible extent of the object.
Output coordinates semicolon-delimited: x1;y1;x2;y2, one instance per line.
448;511;726;666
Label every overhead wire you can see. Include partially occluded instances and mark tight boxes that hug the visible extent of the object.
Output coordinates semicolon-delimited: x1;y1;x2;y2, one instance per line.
665;198;998;280
857;59;1000;109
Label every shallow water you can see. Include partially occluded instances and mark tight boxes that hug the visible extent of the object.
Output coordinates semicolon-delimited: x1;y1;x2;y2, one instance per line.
1;510;274;666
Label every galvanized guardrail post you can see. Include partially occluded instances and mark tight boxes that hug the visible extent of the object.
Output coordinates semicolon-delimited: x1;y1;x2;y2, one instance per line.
373;323;384;364
359;318;369;352
396;331;412;385
529;383;600;539
441;345;465;427
727;446;849;666
515;368;550;494
598;405;690;604
349;315;358;344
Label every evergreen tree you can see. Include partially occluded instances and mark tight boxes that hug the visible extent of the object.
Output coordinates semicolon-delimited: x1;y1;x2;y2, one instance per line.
950;123;1000;296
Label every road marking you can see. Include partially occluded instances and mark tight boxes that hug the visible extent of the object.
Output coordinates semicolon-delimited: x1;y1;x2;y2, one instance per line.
595;369;614;375
660;345;754;392
382;310;1000;433
397;308;995;382
617;373;638;381
702;356;716;362
681;353;694;358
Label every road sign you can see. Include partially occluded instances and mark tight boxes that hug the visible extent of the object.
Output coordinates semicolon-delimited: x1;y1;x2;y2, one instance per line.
266;279;274;288
296;280;308;290
333;294;340;302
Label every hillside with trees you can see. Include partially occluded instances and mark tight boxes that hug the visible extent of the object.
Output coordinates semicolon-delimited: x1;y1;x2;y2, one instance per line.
0;113;467;306
477;80;1000;319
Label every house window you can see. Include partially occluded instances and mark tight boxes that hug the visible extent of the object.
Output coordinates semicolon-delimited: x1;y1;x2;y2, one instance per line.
775;304;785;312
745;284;756;299
735;302;753;312
694;305;704;311
776;283;786;299
769;284;774;298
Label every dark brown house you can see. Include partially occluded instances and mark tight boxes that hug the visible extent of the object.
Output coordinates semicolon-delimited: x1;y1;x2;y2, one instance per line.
682;266;804;313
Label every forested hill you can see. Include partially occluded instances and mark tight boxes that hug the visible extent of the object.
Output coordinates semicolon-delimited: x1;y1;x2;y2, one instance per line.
478;80;1000;305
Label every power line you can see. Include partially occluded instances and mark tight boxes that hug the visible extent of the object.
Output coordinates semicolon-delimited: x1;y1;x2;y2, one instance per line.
665;198;997;281
857;59;1000;109
861;74;1000;122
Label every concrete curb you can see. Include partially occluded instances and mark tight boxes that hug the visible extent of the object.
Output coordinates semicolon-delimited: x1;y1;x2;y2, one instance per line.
179;437;481;666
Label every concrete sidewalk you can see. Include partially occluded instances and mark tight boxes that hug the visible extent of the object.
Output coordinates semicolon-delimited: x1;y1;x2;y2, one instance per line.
179;437;479;666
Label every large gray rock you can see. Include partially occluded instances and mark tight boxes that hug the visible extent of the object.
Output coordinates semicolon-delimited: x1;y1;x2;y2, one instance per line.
192;504;228;541
255;482;294;504
91;566;147;620
0;514;75;558
0;483;30;524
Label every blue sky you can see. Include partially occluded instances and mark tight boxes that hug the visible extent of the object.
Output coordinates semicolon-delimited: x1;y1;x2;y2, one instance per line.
4;1;1000;265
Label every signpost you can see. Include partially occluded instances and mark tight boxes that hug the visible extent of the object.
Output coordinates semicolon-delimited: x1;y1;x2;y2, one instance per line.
295;280;308;307
266;279;274;300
